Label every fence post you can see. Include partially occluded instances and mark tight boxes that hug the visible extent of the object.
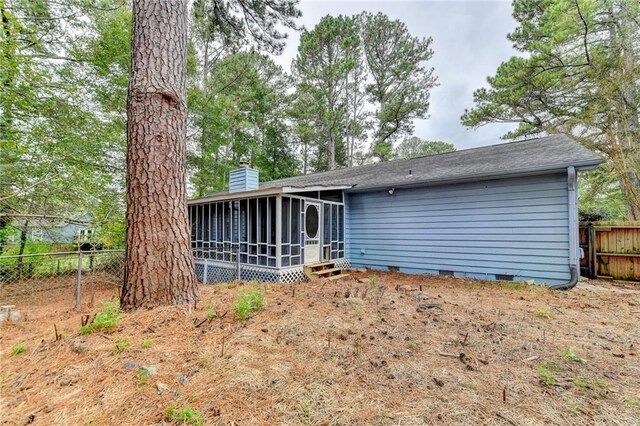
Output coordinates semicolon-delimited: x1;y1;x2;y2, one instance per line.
203;258;208;284
75;252;83;311
236;248;241;281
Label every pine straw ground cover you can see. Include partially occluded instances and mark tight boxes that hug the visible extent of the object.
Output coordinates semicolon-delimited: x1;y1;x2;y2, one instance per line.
1;272;639;426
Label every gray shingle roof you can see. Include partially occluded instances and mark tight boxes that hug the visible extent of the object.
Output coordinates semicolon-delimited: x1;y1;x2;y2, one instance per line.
262;134;601;190
193;134;601;201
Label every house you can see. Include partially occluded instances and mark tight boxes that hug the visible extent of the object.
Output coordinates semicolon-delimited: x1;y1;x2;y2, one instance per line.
187;135;602;289
6;215;94;245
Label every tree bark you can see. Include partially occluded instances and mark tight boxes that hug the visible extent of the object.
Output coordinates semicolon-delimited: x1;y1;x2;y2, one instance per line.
121;0;198;309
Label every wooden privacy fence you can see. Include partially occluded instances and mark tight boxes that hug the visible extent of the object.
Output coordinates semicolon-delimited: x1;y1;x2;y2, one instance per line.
579;222;640;282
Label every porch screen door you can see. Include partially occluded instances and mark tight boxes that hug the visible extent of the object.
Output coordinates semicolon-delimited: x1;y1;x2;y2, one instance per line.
304;202;321;264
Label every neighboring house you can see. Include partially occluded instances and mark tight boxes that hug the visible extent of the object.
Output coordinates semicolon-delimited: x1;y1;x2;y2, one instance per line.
188;135;602;289
6;215;94;245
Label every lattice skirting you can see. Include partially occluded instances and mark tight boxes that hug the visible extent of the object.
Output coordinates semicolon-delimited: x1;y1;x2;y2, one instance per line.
333;258;351;270
194;259;308;284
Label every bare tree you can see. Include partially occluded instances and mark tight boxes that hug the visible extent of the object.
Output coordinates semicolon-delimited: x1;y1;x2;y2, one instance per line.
121;0;198;309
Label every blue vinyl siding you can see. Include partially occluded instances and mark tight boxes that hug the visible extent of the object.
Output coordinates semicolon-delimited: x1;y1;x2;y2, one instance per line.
347;173;571;284
229;168;259;193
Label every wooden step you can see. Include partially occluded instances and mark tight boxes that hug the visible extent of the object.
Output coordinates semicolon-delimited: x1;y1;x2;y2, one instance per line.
309;261;335;270
312;267;342;277
327;273;350;281
303;261;336;277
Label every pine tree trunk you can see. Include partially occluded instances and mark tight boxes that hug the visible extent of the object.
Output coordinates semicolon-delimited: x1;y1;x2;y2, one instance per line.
121;0;198;309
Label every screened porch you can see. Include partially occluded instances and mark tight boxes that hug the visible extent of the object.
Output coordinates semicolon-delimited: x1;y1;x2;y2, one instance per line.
188;193;347;283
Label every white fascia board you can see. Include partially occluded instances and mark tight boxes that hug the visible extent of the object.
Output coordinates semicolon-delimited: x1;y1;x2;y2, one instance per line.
187;187;283;204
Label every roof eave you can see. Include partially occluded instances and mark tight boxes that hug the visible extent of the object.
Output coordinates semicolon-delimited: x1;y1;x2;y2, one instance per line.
282;185;353;193
347;158;603;193
188;187;283;204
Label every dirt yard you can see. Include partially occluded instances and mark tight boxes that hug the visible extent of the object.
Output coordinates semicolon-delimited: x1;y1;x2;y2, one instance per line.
1;272;639;425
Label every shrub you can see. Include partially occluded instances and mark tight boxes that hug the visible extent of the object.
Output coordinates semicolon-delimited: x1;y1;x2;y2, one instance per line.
234;288;266;320
80;299;121;334
11;343;27;356
165;404;204;426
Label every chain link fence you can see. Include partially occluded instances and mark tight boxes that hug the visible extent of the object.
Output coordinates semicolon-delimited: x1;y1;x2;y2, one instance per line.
0;250;124;310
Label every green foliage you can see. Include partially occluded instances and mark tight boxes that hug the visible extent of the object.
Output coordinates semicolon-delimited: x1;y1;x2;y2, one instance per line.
138;367;151;385
113;338;132;354
535;309;550;319
579;167;626;221
291;12;437;169
537;366;557;386
461;0;640;219
79;299;121;334
360;12;437;161
626;398;640;410
206;299;217;320
299;398;313;425
188;52;299;196
393;137;456;160
292;15;360;171
367;276;377;287
10;343;27;356
539;360;562;372
560;347;587;365
234;288;266;319
164;404;205;426
141;338;153;349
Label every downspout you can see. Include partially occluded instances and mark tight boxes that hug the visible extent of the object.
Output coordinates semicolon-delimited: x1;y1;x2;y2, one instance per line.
549;166;579;290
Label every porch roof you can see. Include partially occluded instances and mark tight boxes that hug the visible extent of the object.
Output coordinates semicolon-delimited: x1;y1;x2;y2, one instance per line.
189;134;601;204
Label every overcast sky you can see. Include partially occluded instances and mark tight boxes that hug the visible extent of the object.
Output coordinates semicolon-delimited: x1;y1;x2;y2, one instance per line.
272;0;520;150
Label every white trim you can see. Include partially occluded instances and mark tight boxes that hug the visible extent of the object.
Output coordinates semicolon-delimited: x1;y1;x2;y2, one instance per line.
188;187;283;205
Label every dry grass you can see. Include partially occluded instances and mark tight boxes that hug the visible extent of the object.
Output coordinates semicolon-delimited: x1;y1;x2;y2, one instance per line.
1;272;639;425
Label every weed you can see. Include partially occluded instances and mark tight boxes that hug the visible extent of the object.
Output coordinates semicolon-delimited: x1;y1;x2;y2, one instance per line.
466;281;528;291
165;404;204;426
573;377;609;393
569;405;582;416
198;350;212;369
11;343;27;356
80;299;121;334
538;366;557;386
560;347;587;365
372;313;383;322
536;309;550;319
539;360;562;372
299;398;313;424
138;367;150;385
406;341;417;351
625;398;640;410
573;377;589;390
113;338;132;354
351;304;362;317
234;288;266;320
141;338;153;349
206;298;217;320
367;276;377;287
